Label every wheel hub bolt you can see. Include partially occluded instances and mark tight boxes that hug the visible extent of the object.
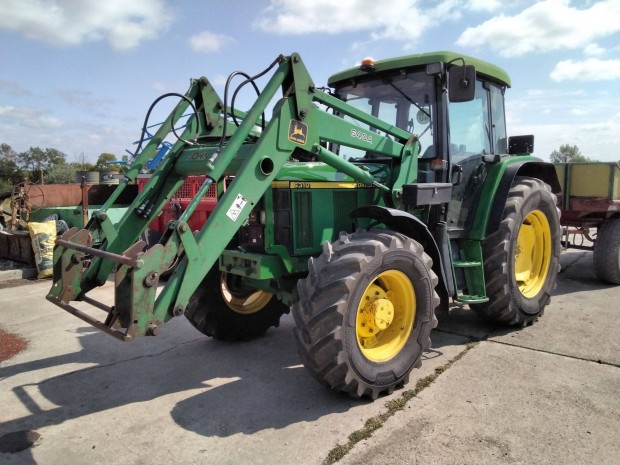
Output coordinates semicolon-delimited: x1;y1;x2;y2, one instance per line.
370;299;394;330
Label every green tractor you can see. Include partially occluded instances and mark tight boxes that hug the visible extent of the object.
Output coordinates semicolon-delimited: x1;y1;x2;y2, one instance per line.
48;51;561;399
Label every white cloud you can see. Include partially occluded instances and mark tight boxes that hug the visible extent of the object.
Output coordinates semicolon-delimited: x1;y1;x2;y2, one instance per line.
570;108;589;117
188;31;235;53
0;105;63;129
209;75;229;88
0;0;171;50
0;106;138;163
550;58;620;81
584;43;605;57
464;0;502;13
457;0;620;57
153;82;172;93
253;0;477;43
510;114;620;162
57;89;112;110
254;0;389;35
506;88;620;162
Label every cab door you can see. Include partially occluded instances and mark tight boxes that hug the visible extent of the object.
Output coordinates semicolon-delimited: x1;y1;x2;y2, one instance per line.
447;80;507;231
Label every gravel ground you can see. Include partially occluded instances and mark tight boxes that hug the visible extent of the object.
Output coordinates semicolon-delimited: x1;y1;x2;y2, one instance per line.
0;327;28;362
0;260;33;360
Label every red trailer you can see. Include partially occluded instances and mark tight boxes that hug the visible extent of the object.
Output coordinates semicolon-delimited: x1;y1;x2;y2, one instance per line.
555;162;620;284
137;175;220;245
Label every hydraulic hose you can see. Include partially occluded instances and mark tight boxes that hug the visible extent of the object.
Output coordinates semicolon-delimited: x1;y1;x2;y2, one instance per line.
132;92;199;159
218;55;284;152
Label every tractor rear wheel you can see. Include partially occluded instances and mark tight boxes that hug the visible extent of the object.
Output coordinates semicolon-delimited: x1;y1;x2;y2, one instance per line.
185;266;289;341
292;229;439;399
471;176;561;326
593;218;620;284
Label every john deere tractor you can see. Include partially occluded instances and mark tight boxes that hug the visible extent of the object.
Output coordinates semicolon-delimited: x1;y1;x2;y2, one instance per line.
47;52;561;399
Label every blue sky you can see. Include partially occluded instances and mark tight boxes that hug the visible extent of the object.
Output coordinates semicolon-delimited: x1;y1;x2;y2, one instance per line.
1;0;619;164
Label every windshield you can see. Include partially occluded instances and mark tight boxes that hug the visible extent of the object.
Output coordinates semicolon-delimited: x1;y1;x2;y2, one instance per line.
334;70;436;159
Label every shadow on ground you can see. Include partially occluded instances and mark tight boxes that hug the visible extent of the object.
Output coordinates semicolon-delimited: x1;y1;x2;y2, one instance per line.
555;250;616;295
3;249;608;463
0;318;357;444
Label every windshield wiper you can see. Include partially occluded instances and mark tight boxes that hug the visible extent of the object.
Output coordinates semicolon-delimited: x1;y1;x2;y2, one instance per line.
387;81;430;119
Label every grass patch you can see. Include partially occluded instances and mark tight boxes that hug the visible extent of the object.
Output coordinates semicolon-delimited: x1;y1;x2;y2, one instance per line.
323;341;478;464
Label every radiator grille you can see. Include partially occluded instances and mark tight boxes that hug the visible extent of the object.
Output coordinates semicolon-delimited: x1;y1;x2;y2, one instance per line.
333;191;357;234
295;192;313;249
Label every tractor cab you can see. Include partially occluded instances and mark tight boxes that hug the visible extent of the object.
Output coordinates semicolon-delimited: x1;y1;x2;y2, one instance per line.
328;52;515;232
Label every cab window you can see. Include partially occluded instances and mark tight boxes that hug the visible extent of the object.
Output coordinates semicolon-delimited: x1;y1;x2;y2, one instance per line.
448;80;490;162
335;70;436;160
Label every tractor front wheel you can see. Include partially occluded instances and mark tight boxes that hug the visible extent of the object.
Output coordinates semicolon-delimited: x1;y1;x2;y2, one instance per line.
472;176;561;326
292;229;439;399
185;266;289;341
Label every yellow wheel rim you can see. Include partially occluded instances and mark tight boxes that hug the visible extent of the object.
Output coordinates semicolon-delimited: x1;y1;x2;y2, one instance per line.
220;273;272;315
356;270;415;363
515;210;552;298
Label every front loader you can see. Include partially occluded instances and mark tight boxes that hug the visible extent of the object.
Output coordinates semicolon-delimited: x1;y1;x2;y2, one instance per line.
48;52;561;399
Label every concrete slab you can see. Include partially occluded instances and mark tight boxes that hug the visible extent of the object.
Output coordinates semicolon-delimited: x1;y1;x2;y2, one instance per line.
338;249;620;464
0;281;468;465
488;250;620;366
339;341;620;465
437;250;620;366
1;249;618;464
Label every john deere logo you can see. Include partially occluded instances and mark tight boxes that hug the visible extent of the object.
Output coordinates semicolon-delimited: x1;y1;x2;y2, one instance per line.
288;120;307;145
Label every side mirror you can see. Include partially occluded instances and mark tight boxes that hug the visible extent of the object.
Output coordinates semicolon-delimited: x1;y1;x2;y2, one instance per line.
448;65;476;102
508;135;535;155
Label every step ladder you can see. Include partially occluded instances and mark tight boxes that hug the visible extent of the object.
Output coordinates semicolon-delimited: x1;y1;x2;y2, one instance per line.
452;241;489;304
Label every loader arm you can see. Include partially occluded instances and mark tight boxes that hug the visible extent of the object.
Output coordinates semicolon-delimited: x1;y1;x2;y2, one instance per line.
47;53;418;341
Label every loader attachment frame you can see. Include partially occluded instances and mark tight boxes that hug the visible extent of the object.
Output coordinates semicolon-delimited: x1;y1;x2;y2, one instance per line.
47;53;419;340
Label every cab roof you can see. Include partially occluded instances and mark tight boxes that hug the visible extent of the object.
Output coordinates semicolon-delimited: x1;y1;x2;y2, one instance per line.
327;51;511;88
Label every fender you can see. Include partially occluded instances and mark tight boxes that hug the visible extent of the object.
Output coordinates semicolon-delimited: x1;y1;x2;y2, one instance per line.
486;160;561;236
351;205;451;311
468;159;561;240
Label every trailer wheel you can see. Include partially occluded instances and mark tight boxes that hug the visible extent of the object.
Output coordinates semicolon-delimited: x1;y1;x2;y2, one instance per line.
593;218;620;284
472;176;561;326
185;266;289;341
292;229;439;399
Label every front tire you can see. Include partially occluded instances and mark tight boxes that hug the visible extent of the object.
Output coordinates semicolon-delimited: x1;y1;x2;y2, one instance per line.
472;176;561;326
292;229;439;399
185;266;289;341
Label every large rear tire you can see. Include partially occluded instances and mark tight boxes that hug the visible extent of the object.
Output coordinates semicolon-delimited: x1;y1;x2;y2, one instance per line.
292;229;439;399
185;266;289;341
472;176;561;326
593;218;620;285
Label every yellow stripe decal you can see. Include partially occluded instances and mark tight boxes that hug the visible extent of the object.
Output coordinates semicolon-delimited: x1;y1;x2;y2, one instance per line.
271;181;374;189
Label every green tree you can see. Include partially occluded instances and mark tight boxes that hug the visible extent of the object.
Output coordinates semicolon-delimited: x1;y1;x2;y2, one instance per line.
45;163;80;184
0;143;23;194
549;144;591;163
94;152;128;173
17;146;67;182
72;152;96;171
17;146;67;171
75;162;96;171
94;152;118;171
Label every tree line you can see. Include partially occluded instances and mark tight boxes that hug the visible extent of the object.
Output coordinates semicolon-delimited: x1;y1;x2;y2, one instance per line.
548;144;595;163
0;141;605;195
0;143;126;194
